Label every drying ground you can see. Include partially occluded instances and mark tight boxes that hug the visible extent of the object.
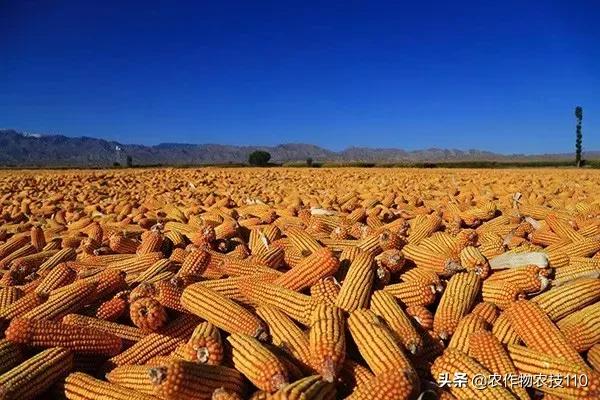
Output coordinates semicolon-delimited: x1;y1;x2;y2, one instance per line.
0;168;598;400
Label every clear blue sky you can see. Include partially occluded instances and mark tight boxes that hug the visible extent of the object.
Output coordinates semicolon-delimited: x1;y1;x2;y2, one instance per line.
1;1;598;153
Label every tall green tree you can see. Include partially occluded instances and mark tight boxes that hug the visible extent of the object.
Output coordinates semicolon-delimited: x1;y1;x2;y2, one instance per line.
575;106;583;167
248;150;271;166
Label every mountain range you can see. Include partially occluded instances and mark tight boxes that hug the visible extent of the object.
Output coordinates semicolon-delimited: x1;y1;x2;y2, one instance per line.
0;129;596;167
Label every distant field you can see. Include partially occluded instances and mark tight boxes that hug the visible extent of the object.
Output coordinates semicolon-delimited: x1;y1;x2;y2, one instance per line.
0;167;599;398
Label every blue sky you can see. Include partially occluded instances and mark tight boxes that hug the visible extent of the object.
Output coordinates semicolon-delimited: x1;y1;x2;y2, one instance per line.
1;1;599;153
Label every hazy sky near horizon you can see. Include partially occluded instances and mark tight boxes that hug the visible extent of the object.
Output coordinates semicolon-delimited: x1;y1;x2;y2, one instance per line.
1;1;599;154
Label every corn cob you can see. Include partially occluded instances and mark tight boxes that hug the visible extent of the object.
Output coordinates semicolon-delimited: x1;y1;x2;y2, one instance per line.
106;252;164;275
370;290;422;354
228;333;288;392
182;283;267;339
308;277;340;307
130;259;173;284
345;369;418;400
0;346;73;400
0;288;23;309
129;297;168;332
433;272;482;339
0;235;30;260
481;280;526;310
507;344;600;399
556;302;600;352
405;305;434;330
64;372;161;400
6;317;122;356
334;249;374;312
178;248;211;279
96;294;128;321
285;226;323;256
470;301;499;325
399;267;444;292
34;263;77;297
347;309;416;378
62;313;145;342
446;314;488;353
106;364;164;396
240;281;316;325
307;304;345;382
22;280;96;320
251;246;285;268
588;344;600;371
532;278;600;321
268;375;335;400
273;248;339;291
255;306;312;369
0;244;37;269
545;213;585;242
0;339;23;375
382;281;437;307
401;243;462;276
504;300;586;367
199;273;280;306
467;331;529;400
105;333;184;368
431;349;516;400
220;258;279;277
408;214;441;244
173;334;223;365
491;312;521;345
36;247;77;274
152;359;245;400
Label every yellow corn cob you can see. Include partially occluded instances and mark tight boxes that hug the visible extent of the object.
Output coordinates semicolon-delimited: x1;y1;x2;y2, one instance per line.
137;231;164;255
199;273;280;306
459;245;490;277
6;317;122;356
62;313;145;342
408;214;442;244
0;235;30;260
545;213;585;242
219;258;279;277
240;281;316;325
481;280;526;310
182;283;267;339
553;261;600;286
307;304;345;382
37;247;77;274
0;347;73;400
556;302;600;352
431;349;516;400
268;375;335;400
0;339;23;375
105;333;184;368
504;300;586;367
382;281;437;307
487;265;551;294
129;297;168;333
0;244;37;269
309;277;340;306
228;333;289;392
22;280;96;320
273;248;339;291
211;388;243;400
334;249;374;312
130;259;174;285
152;359;245;400
446;314;488;353
0;291;46;326
467;331;529;400
401;243;462;276
470;301;499;325
0;287;23;309
345;369;418;400
106;252;164;275
370;290;422;354
34;263;77;297
285;226;323;256
588;344;600;371
250;247;285;269
106;364;164;396
399;267;444;292
405;305;434;330
562;236;600;258
491;312;520;345
178;248;211;279
173;334;223;365
339;358;375;394
255;306;312;370
507;344;600;399
347;309;416;378
531;278;600;320
64;372;161;400
433;272;482;339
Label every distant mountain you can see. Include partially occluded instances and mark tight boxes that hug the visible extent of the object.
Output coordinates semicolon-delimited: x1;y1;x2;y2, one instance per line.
0;129;597;167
